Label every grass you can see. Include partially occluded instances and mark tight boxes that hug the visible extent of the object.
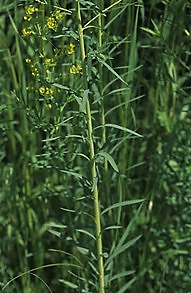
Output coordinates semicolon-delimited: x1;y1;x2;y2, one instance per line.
0;0;191;292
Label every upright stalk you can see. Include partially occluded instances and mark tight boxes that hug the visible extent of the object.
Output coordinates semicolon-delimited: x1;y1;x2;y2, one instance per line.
98;0;108;172
76;1;105;292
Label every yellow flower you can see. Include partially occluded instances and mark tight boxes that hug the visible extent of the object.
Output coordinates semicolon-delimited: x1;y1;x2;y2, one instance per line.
55;10;65;20
76;64;82;71
39;86;54;95
25;5;38;15
47;17;58;31
70;65;77;74
45;87;54;95
49;88;54;95
39;86;46;95
31;66;39;76
70;64;82;74
22;27;32;36
24;15;32;21
25;58;32;63
66;43;75;55
43;58;53;65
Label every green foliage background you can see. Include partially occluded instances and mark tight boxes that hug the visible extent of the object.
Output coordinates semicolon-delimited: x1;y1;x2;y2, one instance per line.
0;0;191;292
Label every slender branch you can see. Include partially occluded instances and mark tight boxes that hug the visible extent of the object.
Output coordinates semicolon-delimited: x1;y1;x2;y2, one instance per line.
97;1;108;171
76;1;105;292
83;0;122;30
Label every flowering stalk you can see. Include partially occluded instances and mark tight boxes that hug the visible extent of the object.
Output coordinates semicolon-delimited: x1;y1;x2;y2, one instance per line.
76;1;105;292
98;1;108;172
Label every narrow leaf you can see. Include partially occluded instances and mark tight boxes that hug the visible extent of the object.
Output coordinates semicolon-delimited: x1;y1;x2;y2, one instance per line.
117;203;144;249
98;151;119;173
95;123;142;137
103;225;122;231
60;169;83;179
42;136;61;142
81;90;89;113
140;27;157;36
101;199;145;215
76;229;96;240
2;263;82;290
52;83;71;91
48;230;61;238
60;208;75;213
105;235;142;268
109;270;135;282
59;279;78;289
117;277;136;292
98;59;128;86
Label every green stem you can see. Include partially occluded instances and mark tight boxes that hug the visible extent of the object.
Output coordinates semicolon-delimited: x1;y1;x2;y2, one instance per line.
76;1;105;292
98;1;108;172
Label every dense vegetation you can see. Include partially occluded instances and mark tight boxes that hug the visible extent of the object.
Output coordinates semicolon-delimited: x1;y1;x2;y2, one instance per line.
0;0;191;292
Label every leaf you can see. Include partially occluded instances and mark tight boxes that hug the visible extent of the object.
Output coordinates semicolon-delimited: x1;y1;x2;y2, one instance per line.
47;223;67;229
109;270;135;282
48;230;61;238
98;151;119;173
151;19;160;34
88;260;99;275
117;277;136;292
52;83;71;91
126;6;139;107
103;88;127;97
2;263;83;291
95;123;142;137
30;273;53;293
58;116;74;126
116;203;144;249
101;199;145;215
103;225;122;232
76;229;96;240
60;169;83;179
91;176;98;192
81;89;89;113
42;136;61;142
140;19;160;37
98;59;128;86
49;249;83;265
60;207;75;213
104;2;130;30
59;279;78;289
140;27;157;36
77;246;89;255
162;249;189;256
104;235;142;269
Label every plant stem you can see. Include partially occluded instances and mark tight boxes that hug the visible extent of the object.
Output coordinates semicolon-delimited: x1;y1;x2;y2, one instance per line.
76;1;105;292
98;0;108;172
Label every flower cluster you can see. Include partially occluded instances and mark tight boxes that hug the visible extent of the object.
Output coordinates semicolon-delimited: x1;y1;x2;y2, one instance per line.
23;3;81;85
22;26;32;36
39;86;54;95
43;58;54;65
54;9;65;21
25;58;39;77
23;5;38;21
22;4;65;36
26;5;38;15
46;17;58;31
46;8;65;32
66;43;75;55
22;5;39;35
31;65;39;77
70;65;82;74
